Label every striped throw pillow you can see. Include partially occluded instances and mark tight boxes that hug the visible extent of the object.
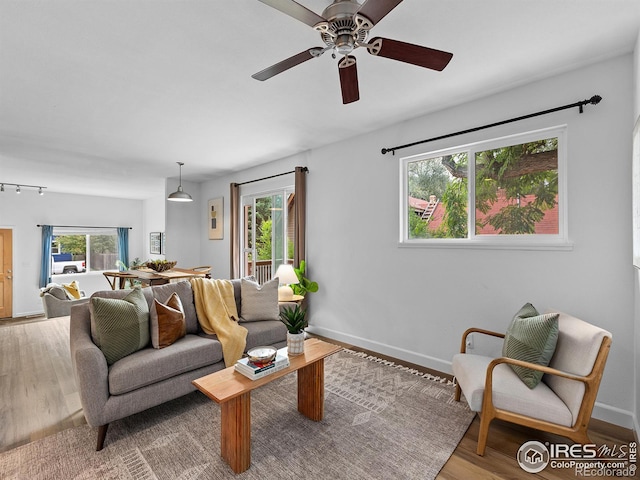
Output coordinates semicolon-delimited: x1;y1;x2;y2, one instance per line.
502;303;559;389
91;287;150;365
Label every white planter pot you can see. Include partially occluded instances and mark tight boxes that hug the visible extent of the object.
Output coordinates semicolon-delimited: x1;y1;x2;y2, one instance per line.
287;332;305;356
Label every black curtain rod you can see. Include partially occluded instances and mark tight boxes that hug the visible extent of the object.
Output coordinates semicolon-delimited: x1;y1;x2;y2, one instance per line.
37;224;132;229
235;166;308;186
381;95;602;155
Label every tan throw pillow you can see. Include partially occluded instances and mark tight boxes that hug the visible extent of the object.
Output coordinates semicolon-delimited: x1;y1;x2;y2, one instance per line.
239;277;279;322
63;280;81;299
150;292;186;348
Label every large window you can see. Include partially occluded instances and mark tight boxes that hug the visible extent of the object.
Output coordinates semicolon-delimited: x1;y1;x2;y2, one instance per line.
50;228;120;275
401;126;568;248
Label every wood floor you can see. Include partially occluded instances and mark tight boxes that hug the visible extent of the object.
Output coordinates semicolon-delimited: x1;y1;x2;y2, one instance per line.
1;316;636;479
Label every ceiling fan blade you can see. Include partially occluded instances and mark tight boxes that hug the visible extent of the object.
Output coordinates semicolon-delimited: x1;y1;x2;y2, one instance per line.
357;0;403;25
338;56;359;104
252;48;322;81
367;37;453;71
257;0;325;27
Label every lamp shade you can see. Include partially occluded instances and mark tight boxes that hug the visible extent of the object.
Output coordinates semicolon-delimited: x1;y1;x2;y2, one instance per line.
167;162;193;202
274;264;299;301
167;186;193;202
274;264;299;285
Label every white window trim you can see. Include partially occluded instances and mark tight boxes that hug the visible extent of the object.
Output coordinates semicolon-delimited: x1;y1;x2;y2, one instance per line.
399;125;572;251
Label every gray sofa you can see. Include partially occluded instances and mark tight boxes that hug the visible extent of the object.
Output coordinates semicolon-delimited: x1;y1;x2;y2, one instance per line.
70;279;288;450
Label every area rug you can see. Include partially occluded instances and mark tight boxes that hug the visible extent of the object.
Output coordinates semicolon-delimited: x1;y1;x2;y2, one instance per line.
0;349;474;479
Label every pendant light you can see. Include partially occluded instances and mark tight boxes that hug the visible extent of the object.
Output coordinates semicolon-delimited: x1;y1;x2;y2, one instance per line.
167;162;193;202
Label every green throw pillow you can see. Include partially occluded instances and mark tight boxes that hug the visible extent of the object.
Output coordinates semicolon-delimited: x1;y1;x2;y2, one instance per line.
91;287;150;365
502;303;559;389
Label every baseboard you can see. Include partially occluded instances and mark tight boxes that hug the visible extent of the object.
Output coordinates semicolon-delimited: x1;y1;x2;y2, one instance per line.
307;325;638;433
592;402;637;430
306;326;453;376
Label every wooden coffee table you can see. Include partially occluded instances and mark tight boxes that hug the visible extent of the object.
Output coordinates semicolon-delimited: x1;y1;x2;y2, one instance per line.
192;338;342;473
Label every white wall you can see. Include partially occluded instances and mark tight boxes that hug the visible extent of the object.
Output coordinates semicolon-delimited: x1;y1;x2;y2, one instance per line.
192;54;636;428
165;178;201;268
0;190;146;316
142;193;166;263
633;29;640;437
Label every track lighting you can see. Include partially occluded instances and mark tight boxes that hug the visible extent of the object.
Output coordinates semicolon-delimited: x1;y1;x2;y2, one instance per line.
0;182;46;195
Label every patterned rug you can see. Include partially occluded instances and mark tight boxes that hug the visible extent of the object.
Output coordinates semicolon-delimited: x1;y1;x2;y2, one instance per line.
0;350;474;479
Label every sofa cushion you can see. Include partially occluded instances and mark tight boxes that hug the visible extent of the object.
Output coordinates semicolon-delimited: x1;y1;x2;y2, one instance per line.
108;335;224;395
452;353;572;426
150;292;186;349
240;277;279;322
502;303;559;389
244;320;288;351
151;281;199;334
91;287;150;365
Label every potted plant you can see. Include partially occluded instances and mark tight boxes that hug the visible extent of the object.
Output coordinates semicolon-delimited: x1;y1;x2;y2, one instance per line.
279;304;307;355
291;260;318;297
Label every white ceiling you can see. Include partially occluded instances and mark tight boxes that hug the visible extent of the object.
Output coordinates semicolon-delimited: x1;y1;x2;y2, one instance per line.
1;0;639;200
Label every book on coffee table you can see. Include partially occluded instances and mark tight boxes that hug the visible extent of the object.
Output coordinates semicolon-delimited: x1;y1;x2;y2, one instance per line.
235;351;290;380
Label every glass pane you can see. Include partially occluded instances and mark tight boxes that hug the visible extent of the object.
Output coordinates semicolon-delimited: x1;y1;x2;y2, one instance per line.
271;193;285;270
243;204;253;279
51;235;86;275
474;137;558;235
89;234;118;271
407;153;468;239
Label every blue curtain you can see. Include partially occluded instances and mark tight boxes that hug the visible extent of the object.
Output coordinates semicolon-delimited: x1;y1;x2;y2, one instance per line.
39;225;53;288
117;228;129;271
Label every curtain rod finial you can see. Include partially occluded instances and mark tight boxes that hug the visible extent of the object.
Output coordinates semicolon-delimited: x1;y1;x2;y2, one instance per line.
589;95;602;105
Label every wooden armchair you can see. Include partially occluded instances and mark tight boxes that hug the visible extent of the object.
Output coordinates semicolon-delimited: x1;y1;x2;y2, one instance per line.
452;312;612;456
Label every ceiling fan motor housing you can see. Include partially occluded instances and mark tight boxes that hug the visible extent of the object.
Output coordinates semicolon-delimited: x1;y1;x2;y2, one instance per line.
315;0;372;55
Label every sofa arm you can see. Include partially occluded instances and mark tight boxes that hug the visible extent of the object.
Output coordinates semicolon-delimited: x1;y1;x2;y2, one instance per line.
69;303;110;427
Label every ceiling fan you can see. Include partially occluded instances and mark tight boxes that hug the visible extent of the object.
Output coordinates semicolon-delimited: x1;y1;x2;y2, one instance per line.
252;0;453;104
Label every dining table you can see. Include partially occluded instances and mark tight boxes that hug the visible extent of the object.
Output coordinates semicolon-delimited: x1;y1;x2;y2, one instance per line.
102;267;208;290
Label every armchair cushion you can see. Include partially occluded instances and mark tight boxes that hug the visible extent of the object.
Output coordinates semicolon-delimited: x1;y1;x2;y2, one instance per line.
41;283;68;300
91;287;150;365
452;353;573;426
502;303;559;388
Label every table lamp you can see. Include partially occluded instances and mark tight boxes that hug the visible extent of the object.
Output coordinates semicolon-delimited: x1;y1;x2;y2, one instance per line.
274;264;299;301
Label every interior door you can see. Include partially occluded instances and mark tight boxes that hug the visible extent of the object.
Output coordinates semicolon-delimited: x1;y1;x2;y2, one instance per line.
0;229;13;318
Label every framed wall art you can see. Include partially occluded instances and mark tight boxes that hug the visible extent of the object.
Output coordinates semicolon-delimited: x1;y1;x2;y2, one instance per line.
208;197;224;240
150;232;162;254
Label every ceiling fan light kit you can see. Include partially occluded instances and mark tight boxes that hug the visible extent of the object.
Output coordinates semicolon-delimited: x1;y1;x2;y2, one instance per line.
253;0;453;104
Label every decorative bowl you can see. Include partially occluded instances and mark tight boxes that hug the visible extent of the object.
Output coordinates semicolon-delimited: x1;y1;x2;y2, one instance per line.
247;346;277;364
146;260;177;272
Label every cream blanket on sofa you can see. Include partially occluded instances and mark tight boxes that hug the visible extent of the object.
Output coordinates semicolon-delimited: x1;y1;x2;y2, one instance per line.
190;278;247;367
